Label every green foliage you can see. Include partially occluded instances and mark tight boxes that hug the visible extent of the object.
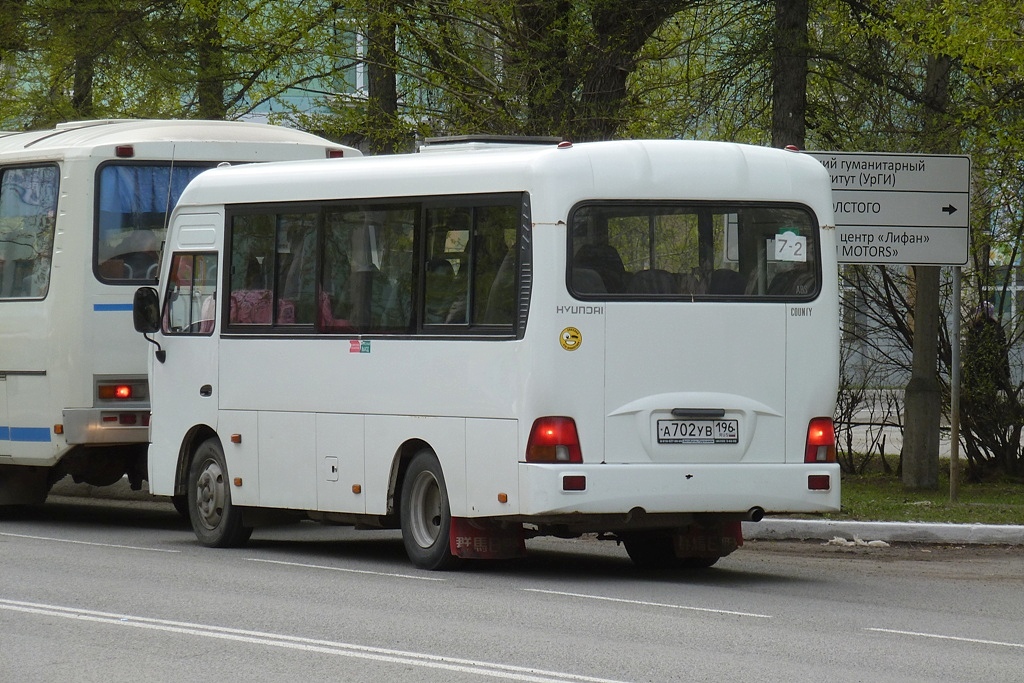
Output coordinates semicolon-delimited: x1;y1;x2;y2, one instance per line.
834;469;1024;524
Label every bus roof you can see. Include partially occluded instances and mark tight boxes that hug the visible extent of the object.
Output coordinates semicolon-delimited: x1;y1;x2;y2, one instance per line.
0;119;353;160
173;138;833;215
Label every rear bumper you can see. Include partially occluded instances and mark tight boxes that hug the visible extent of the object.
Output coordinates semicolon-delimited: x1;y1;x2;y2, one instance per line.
62;408;150;445
517;462;840;517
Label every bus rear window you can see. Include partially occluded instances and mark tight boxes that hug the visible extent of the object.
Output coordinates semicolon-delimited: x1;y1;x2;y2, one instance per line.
569;203;820;300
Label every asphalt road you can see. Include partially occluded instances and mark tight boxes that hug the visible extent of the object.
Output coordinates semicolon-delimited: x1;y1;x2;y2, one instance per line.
2;495;1023;683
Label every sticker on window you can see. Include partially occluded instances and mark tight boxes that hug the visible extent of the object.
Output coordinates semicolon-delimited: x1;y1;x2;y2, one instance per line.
774;229;807;263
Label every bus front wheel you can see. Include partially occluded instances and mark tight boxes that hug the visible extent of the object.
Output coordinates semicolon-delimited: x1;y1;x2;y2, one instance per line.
400;450;460;570
187;438;252;548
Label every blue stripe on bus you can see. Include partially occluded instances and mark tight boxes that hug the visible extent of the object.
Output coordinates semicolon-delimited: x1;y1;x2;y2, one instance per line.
94;303;134;312
0;426;52;442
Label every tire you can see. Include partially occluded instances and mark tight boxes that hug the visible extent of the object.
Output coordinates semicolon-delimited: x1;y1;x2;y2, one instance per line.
624;531;722;569
171;494;189;519
400;450;460;570
187;438;252;548
622;532;678;569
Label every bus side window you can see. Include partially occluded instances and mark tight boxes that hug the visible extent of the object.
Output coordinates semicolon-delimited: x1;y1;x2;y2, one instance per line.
472;205;517;327
163;252;217;334
279;213;318;325
0;165;58;300
424;257;459;324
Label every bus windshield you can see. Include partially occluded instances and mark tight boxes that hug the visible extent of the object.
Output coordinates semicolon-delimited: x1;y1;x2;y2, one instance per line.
569;203;819;299
95;164;212;284
0;165;59;300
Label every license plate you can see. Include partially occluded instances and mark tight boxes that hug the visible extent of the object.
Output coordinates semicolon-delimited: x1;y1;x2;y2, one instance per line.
657;419;739;444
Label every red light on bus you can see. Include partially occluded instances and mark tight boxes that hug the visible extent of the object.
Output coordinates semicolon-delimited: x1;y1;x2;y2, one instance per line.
99;384;133;400
808;475;831;490
526;417;582;463
115;145;135;158
805;417;836;463
327;149;345;158
562;475;586;491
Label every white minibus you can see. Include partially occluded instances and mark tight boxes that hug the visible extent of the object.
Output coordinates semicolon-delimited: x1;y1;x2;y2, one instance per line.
134;137;840;569
0;119;358;505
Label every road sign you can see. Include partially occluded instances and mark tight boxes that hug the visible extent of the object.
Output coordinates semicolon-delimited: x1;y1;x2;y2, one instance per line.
807;151;971;265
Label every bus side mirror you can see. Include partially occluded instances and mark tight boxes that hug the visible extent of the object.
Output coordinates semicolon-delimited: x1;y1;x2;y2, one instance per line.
133;287;160;333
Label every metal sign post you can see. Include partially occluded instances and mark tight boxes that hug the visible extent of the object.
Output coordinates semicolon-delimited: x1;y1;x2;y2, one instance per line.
808;151;971;498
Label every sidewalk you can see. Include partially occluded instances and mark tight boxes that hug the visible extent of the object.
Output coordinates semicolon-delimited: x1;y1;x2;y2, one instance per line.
49;477;1024;546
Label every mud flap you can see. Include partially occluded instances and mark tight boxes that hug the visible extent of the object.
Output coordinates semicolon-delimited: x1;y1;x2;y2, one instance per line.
449;517;527;560
673;520;743;560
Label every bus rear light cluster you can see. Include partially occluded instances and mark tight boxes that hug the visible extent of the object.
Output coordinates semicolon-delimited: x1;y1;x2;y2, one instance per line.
100;412;149;426
526;417;582;463
98;384;135;400
804;417;836;463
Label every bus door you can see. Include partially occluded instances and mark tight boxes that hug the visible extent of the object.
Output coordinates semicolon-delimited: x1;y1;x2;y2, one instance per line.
569;203;821;465
146;224;221;496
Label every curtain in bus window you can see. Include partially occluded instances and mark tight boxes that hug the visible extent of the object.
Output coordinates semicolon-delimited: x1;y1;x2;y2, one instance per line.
0;166;59;299
96;165;209;282
278;213;319;325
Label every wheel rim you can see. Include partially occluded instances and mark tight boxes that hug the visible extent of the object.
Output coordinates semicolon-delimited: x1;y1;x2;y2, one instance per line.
407;469;443;549
194;457;227;531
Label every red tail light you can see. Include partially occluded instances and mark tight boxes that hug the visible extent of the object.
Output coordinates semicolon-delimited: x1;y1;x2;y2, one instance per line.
526;417;582;463
99;384;133;400
805;417;836;463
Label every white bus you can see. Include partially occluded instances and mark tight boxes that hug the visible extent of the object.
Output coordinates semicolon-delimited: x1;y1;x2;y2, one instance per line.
0;119;359;506
134;137;840;569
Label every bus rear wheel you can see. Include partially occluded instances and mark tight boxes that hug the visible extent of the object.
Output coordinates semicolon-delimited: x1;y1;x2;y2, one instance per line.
400;450;459;570
188;438;252;548
622;531;678;568
623;531;721;569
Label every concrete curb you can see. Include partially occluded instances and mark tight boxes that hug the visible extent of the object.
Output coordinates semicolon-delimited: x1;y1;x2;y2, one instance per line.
50;477;1024;546
744;519;1024;546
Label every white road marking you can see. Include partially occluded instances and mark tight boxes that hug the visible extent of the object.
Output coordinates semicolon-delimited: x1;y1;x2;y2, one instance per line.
0;599;630;683
867;627;1024;650
0;531;178;553
524;588;772;619
247;557;445;581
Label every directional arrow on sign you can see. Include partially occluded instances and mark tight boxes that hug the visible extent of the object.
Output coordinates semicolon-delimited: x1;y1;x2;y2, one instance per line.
942;204;957;215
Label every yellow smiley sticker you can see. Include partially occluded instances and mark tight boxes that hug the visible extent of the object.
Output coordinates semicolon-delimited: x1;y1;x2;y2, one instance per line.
560;327;582;351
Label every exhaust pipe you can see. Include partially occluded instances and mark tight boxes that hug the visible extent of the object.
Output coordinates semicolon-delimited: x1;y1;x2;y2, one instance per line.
745;506;765;522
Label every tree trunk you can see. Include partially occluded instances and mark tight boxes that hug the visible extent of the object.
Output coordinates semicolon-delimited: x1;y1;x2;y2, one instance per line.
196;1;227;120
771;0;808;149
574;1;692;141
902;52;952;490
366;1;399;154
